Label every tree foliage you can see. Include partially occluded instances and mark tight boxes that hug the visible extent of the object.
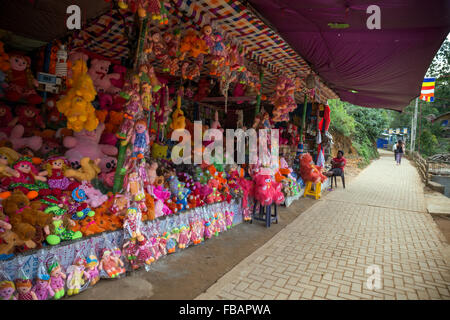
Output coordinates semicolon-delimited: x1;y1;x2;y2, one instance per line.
329;99;389;165
388;38;450;157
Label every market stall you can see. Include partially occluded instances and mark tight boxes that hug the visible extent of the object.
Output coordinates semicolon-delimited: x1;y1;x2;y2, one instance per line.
0;0;337;300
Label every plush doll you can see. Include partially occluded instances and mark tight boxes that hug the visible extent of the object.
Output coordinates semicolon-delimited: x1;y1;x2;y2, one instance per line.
123;236;139;270
85;255;100;286
0;280;17;300
2;157;49;200
109;193;130;217
299;153;327;184
129;120;150;160
0;104;18;136
116;91;141;140
0;146;20;180
123;207;142;239
63;123;117;173
15;279;38;300
66;257;89;296
99;248;125;279
44;204;82;245
16;105;45;136
43;156;80;196
32;273;55;300
4;53;42;104
47;261;66;299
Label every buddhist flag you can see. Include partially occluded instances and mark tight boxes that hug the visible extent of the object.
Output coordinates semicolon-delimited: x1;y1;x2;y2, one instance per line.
420;78;435;102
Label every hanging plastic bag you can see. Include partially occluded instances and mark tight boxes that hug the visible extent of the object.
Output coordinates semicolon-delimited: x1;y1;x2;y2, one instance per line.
47;255;66;300
85;241;100;287
0;266;16;300
99;234;126;279
15;256;37;300
66;244;90;297
32;251;54;300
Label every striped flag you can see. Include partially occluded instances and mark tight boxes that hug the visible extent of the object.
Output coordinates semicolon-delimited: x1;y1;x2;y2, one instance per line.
420;77;435;102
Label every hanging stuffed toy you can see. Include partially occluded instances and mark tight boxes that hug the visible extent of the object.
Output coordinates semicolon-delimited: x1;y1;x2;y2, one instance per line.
4;53;42;104
56;60;98;132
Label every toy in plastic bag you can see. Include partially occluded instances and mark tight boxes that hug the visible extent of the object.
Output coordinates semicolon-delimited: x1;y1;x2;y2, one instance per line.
123;206;143;239
85;247;100;286
164;218;177;254
99;234;126;279
225;210;234;229
123;234;139;270
156;219;168;257
15;256;38;300
177;215;191;249
0;268;16;300
136;232;155;271
66;246;90;296
47;255;66;299
190;211;204;245
203;209;214;240
32;251;55;300
148;222;161;261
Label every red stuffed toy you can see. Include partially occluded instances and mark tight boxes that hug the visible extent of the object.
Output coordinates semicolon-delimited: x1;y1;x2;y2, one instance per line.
0;103;18;136
5;53;42;104
299;153;327;184
16;105;45;136
253;174;285;206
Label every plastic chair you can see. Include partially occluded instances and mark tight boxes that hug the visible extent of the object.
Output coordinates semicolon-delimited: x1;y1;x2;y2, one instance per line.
304;181;321;199
332;172;346;189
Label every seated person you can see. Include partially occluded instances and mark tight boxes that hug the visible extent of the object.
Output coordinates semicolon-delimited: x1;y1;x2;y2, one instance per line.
324;150;346;178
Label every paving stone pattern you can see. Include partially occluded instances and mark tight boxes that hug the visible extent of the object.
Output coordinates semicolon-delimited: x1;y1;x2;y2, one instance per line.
196;151;450;300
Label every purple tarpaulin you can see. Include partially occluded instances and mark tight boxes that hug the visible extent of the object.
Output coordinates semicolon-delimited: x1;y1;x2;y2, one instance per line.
248;0;450;111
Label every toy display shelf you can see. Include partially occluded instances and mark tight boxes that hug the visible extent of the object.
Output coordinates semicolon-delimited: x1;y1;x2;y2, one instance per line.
0;199;244;281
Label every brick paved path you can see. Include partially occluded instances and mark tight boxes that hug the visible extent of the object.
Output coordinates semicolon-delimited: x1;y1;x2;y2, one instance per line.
196;151;450;300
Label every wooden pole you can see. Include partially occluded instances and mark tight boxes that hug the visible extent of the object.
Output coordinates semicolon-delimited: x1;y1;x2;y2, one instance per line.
299;94;308;153
254;69;264;116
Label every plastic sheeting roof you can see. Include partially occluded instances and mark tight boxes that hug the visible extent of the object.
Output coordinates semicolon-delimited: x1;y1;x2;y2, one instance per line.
247;0;450;111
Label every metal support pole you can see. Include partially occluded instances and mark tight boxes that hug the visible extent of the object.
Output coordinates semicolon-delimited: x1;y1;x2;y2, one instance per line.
412;97;418;151
418;99;422;154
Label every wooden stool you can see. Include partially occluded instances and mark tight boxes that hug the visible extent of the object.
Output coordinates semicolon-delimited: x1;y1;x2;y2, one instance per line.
304;181;321;200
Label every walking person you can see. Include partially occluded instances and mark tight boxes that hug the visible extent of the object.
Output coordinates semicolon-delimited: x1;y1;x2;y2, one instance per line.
393;140;404;165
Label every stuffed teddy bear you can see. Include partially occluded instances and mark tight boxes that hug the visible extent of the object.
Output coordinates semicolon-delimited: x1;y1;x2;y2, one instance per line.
63;123;118;172
16;105;45;136
4;53;42;104
57;59;98;132
2;190;52;247
0;125;42;152
87;59;121;94
299;153;327;184
151;143;168;159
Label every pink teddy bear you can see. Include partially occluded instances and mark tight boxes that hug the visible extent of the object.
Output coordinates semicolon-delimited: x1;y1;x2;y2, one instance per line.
0;124;42;151
79;181;108;208
87;58;121;94
63;122;118;173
